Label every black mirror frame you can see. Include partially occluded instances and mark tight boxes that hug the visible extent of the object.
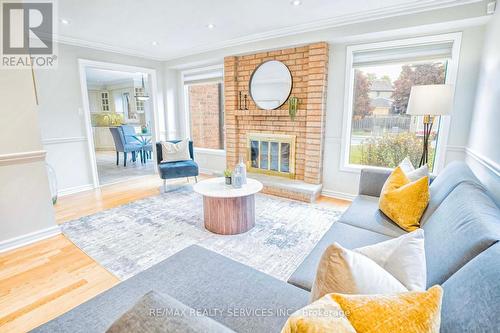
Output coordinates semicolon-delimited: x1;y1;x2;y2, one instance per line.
249;60;293;110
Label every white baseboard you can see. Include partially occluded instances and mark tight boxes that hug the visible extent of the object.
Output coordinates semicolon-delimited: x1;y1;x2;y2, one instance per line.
321;189;356;201
0;225;61;253
58;183;94;197
199;168;222;176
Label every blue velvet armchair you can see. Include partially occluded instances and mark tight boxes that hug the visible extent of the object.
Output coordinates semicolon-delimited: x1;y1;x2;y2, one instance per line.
156;141;199;191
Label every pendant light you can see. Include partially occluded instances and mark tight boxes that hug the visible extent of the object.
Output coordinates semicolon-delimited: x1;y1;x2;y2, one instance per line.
134;75;150;101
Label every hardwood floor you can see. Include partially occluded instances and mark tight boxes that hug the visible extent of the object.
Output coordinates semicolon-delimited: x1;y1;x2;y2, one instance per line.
0;235;118;333
0;175;350;332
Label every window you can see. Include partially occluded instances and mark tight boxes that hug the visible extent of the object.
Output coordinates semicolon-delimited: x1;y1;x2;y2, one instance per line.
343;34;460;172
183;66;224;150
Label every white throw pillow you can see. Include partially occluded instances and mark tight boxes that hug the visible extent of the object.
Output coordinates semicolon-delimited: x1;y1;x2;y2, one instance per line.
354;229;426;291
399;157;429;181
161;139;191;163
310;242;407;302
310;229;426;302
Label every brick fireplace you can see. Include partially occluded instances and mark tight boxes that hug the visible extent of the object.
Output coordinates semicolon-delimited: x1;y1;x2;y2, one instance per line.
224;42;329;201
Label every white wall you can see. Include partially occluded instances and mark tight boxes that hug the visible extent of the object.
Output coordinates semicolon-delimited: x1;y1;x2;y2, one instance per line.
467;10;500;204
0;70;58;252
163;2;489;198
36;43;166;194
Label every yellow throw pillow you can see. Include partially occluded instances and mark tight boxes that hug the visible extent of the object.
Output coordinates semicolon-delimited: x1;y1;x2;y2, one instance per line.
281;294;356;333
379;166;429;231
332;285;443;333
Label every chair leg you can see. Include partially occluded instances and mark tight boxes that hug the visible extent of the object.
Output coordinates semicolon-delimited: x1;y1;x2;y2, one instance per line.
163;179;167;192
124;152;127;167
195;176;198;183
186;177;189;183
132;151;136;162
116;151;119;166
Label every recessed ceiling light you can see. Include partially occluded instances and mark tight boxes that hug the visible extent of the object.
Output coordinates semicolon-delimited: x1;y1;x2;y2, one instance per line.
60;18;70;24
290;0;302;6
207;23;216;29
151;41;159;46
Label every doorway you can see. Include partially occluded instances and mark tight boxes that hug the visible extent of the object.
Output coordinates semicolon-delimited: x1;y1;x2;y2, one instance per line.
78;60;161;187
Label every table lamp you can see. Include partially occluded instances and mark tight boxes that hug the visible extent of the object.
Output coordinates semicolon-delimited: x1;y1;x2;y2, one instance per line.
407;84;453;167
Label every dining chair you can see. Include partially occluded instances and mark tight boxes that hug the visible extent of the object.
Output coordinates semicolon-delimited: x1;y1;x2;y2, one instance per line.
143;142;153;161
120;125;149;164
109;127;142;167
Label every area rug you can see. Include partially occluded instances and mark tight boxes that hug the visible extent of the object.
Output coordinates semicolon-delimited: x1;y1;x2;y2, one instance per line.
62;186;345;281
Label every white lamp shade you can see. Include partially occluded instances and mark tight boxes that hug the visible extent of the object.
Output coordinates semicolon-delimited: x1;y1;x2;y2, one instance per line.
407;84;454;116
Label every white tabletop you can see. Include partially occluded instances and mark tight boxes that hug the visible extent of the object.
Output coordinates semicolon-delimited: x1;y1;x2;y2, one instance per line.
193;177;263;198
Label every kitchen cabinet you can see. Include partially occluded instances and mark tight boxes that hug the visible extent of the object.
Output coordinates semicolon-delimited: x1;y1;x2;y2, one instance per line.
93;127;116;151
88;90;114;112
100;91;111;112
88;91;101;113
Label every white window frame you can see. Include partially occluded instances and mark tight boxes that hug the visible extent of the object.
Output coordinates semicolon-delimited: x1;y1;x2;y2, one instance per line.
181;64;225;154
340;32;462;174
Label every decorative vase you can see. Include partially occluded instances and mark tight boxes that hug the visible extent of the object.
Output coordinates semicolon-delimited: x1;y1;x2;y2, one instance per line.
232;168;243;189
225;176;232;185
236;156;247;184
288;96;298;120
45;163;58;205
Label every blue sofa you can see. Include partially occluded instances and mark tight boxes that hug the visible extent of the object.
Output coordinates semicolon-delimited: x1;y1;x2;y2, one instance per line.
34;162;499;333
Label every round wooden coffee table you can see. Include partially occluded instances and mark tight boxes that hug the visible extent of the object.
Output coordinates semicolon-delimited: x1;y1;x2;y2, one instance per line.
193;177;263;235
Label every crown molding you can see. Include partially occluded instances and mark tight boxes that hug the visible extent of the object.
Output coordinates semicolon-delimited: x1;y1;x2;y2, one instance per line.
54;0;484;62
162;0;484;61
55;35;166;61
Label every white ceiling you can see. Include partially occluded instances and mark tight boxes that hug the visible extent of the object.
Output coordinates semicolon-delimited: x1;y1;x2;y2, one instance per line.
85;68;144;85
57;0;480;60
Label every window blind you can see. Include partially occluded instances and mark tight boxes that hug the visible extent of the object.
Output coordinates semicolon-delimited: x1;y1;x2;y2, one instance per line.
183;67;223;85
352;41;454;67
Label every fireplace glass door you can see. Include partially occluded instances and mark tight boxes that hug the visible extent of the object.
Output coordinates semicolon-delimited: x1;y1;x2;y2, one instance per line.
247;134;295;178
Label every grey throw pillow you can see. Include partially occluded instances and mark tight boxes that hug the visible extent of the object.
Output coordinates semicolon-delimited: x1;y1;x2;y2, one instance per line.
106;291;234;333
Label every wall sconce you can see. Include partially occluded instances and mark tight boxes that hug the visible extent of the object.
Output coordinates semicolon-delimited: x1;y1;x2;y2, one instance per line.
288;97;298;120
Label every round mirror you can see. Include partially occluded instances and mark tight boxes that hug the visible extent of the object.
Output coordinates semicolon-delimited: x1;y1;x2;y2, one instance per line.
249;60;292;110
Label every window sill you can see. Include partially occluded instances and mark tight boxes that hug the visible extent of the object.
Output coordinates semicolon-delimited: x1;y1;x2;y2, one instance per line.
341;163;437;177
340;163;392;174
194;147;226;157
